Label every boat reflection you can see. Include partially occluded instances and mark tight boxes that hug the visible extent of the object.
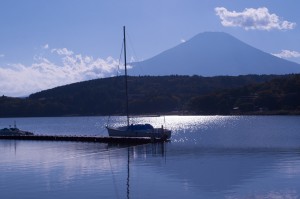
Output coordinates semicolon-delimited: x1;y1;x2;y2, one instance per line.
122;143;300;198
107;142;168;199
2;138;300;198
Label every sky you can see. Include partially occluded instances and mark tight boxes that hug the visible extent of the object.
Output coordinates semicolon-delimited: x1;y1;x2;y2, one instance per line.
1;0;300;97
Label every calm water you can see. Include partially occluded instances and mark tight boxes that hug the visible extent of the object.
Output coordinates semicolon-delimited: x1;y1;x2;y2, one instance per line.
1;116;300;198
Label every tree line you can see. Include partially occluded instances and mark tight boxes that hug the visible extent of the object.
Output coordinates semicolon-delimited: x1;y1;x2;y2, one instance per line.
1;74;299;117
188;74;300;115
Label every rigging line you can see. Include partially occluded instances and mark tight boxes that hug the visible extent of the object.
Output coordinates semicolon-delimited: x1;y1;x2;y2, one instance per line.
106;116;111;127
108;147;120;199
106;145;134;199
108;38;124;117
36;149;109;166
126;31;139;61
116;40;124;77
126;31;141;76
36;146;130;165
98;126;109;136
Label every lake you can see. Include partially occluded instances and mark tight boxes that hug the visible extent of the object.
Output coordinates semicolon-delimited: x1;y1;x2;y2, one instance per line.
1;116;300;198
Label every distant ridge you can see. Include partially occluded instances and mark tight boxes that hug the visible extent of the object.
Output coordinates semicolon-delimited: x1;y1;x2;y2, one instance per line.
0;75;282;117
131;32;300;76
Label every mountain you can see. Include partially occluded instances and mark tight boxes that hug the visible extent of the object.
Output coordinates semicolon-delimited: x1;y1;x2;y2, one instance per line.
131;32;300;76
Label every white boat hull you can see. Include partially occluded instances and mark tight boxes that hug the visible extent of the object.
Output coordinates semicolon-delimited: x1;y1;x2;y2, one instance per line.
107;126;171;140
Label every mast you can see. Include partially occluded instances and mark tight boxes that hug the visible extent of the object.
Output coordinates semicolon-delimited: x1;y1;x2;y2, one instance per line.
123;26;130;126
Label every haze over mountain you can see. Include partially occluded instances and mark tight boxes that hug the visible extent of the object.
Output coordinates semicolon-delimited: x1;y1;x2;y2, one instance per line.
131;32;300;76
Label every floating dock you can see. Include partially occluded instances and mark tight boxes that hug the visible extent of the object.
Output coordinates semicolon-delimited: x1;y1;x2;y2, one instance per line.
0;135;166;144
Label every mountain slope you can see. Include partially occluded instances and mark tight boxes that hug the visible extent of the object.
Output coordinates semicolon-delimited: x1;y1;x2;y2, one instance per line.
0;75;281;117
189;74;300;114
131;32;300;76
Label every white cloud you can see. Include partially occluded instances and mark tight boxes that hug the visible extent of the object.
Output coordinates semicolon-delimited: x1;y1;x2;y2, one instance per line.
215;7;296;30
51;48;74;56
272;50;300;58
180;39;186;43
0;47;119;97
0;54;4;58
43;44;49;49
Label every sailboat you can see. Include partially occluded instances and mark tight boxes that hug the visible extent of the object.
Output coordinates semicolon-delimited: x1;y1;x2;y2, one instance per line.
106;26;171;141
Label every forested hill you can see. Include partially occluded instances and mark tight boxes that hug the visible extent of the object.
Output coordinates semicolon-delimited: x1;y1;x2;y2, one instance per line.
189;74;300;115
0;74;297;117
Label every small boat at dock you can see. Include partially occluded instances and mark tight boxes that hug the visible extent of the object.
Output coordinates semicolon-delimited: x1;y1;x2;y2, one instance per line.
0;122;34;136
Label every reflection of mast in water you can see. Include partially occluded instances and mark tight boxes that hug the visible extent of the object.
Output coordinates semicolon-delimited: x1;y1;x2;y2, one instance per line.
127;147;130;199
14;140;17;156
109;143;167;199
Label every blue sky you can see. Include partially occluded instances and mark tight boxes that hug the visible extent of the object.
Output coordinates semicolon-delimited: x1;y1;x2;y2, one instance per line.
0;0;300;96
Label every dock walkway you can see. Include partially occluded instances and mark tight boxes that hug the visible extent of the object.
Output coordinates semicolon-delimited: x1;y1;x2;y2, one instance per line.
0;135;165;144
